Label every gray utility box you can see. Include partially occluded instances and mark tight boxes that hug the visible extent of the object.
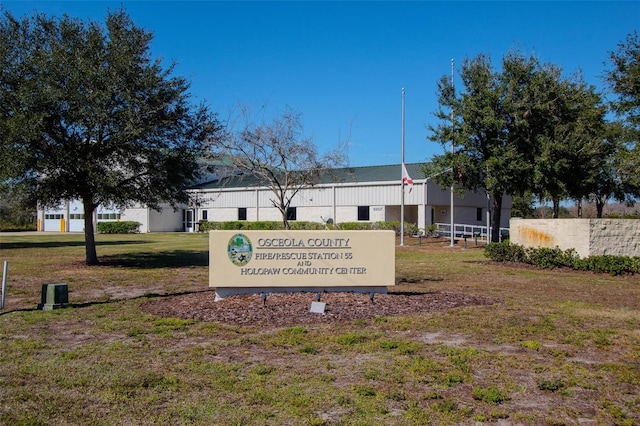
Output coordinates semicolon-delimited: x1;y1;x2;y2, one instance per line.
38;283;70;310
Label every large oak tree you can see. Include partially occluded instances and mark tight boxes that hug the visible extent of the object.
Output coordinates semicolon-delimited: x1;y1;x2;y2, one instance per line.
427;53;538;242
427;51;625;231
604;31;640;203
0;9;221;264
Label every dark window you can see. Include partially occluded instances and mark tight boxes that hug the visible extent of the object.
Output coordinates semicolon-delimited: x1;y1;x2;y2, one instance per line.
238;208;247;221
476;207;482;222
286;207;297;221
358;206;370;221
202;210;208;220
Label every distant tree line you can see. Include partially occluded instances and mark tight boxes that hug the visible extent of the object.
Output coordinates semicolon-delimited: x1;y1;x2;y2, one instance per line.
425;32;640;241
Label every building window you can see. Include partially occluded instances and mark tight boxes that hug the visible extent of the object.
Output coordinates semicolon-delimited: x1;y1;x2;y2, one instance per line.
476;208;483;222
358;206;370;221
238;208;247;221
202;210;208;220
286;207;297;221
97;213;120;220
45;214;64;220
70;214;85;220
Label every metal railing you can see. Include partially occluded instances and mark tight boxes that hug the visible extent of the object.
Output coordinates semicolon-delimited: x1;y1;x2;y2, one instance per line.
434;223;509;242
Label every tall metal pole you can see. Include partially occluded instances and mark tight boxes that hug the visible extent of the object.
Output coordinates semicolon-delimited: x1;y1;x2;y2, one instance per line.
450;59;455;247
400;88;406;246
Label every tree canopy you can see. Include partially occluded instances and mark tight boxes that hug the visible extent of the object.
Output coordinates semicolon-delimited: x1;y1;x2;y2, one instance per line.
604;31;640;203
427;31;640;224
0;9;221;264
427;53;540;241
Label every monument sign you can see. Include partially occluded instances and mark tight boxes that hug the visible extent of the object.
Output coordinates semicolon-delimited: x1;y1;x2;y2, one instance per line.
210;230;395;298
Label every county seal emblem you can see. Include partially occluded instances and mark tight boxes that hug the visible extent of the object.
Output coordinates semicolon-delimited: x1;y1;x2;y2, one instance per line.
227;233;252;266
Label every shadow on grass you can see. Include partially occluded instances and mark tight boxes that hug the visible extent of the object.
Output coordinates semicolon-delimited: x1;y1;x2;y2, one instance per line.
0;240;148;250
70;288;213;309
397;277;445;284
0;289;213;316
99;250;209;268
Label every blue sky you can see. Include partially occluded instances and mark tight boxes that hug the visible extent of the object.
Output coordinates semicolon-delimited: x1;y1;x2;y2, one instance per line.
2;1;639;167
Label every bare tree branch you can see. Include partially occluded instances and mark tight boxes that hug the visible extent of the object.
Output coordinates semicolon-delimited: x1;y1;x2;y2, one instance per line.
206;106;348;229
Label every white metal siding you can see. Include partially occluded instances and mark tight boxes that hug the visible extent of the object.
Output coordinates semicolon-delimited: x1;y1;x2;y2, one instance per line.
209;208;239;222
149;205;182;232
297;206;334;223
122;208;149;232
370;206;385;222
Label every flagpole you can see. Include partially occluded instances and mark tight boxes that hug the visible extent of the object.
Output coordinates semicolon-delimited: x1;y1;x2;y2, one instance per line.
450;59;455;247
400;87;405;246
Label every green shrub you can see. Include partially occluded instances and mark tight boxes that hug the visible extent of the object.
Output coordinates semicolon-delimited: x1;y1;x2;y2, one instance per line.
198;220;220;232
96;221;141;234
335;221;417;234
198;221;284;231
0;222;37;232
484;242;638;275
220;221;245;230
525;247;568;269
338;222;373;231
198;220;419;234
403;222;419;236
425;224;438;237
484;241;526;263
373;221;396;232
581;255;640;276
249;221;283;230
288;221;325;230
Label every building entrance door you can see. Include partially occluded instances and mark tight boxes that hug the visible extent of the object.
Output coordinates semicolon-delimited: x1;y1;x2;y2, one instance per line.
183;209;194;232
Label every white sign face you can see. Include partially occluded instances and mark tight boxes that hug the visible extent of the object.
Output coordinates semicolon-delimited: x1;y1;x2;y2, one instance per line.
209;230;395;288
310;301;326;314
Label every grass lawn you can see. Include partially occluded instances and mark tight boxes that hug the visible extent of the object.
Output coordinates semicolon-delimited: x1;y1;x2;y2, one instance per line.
0;232;638;425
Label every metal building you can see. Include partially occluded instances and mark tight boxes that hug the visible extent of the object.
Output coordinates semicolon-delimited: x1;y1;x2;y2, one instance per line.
186;163;512;235
37;163;511;234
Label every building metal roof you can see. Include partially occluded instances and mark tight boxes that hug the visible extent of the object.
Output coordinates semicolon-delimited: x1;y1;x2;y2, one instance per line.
188;163;426;190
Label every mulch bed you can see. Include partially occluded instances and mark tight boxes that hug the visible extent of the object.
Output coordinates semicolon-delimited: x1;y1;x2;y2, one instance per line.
141;290;496;327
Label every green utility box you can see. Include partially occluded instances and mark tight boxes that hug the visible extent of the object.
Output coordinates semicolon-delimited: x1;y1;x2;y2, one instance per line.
38;283;70;310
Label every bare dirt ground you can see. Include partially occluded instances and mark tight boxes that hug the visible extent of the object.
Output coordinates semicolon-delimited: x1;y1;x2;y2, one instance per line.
141;290;496;327
140;238;497;326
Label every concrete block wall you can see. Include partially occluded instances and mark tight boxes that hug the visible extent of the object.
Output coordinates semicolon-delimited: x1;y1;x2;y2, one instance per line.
510;219;640;258
588;219;640;257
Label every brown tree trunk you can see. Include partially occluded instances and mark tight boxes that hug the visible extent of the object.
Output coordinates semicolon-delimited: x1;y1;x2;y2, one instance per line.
552;199;560;218
596;197;605;218
577;199;583;218
82;198;99;265
491;193;503;243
